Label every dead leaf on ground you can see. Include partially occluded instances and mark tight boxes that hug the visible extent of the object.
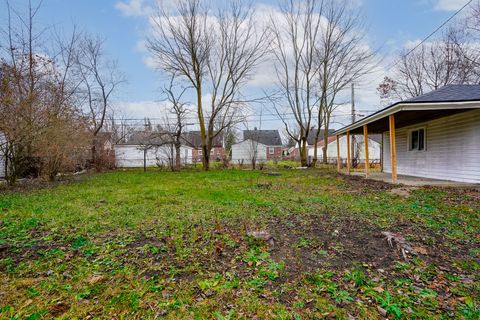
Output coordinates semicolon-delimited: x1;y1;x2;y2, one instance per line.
88;275;104;284
377;306;387;317
412;246;428;255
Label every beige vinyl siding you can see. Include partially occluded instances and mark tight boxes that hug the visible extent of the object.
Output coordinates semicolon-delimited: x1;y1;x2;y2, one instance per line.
383;109;480;183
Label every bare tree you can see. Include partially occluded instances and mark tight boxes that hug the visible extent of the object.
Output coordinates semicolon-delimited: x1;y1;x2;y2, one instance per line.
161;74;189;170
148;0;269;171
378;28;479;103
315;0;376;165
76;35;125;167
270;0;323;167
0;0;46;183
453;2;480;81
0;62;26;185
222;125;237;167
0;1;90;183
105;110;136;145
241;108;264;169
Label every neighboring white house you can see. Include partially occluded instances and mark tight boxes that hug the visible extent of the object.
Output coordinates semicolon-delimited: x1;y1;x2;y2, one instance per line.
231;139;268;164
231;130;283;164
308;135;381;163
115;144;194;168
115;131;194;168
334;85;480;184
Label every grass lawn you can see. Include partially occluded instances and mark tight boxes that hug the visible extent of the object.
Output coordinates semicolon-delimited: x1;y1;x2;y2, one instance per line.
0;168;479;319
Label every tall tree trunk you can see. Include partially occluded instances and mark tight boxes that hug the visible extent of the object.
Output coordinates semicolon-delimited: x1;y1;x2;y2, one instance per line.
312;130;321;168
196;82;209;171
203;148;210;171
300;139;308;167
322;119;329;164
175;143;181;170
322;132;329;164
91;143;96;167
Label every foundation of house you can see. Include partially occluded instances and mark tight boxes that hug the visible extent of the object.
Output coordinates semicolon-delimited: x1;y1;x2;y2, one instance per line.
350;172;480;188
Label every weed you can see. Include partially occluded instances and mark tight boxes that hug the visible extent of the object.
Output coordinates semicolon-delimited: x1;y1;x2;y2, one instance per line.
0;168;478;318
377;292;403;319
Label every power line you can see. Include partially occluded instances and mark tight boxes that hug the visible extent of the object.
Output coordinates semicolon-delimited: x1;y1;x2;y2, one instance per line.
354;0;474;119
384;0;473;72
106;113;356;125
116;2;474;127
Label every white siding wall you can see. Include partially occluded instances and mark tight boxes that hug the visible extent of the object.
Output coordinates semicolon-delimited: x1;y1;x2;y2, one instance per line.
115;145;193;168
308;136;381;161
383;109;480;183
231;139;267;163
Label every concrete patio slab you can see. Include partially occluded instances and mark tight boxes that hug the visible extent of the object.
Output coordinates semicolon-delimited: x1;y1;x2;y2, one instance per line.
349;172;480;188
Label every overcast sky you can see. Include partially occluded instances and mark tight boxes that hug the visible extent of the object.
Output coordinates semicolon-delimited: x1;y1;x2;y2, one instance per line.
1;0;471;130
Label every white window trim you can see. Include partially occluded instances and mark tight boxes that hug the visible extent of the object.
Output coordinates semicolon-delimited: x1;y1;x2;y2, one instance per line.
269;147;275;155
198;149;203;155
407;126;427;152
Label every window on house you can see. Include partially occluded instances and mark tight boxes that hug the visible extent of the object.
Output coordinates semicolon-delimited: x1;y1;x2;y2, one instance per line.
269;147;274;155
198;149;203;155
409;128;425;151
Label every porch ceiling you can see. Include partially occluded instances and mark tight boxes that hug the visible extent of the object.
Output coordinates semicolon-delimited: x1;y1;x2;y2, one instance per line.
346;108;474;134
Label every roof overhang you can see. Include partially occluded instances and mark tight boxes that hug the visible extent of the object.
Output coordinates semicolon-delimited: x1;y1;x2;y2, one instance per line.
334;100;480;135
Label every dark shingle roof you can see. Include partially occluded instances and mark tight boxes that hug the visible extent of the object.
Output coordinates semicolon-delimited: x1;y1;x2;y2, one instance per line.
306;129;336;145
243;130;282;146
121;131;170;145
182;131;224;148
405;85;480;103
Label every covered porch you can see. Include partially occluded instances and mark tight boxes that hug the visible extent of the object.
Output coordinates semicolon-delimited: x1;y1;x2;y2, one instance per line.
334;99;480;184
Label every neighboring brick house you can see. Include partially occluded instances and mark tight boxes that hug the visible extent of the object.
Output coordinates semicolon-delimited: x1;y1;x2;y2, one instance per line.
182;131;225;163
231;129;283;164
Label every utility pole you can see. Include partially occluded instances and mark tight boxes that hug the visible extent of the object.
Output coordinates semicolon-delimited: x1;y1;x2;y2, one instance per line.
351;82;356;168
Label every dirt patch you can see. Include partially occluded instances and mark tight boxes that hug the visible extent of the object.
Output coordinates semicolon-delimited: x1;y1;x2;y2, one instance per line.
49;302;70;317
267;214;397;274
262;212;475;278
0;240;56;266
338;174;396;194
95;209;476;286
0;173;90;195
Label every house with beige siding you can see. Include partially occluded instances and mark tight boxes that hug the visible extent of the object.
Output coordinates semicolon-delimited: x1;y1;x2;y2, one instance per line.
334;85;480;184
